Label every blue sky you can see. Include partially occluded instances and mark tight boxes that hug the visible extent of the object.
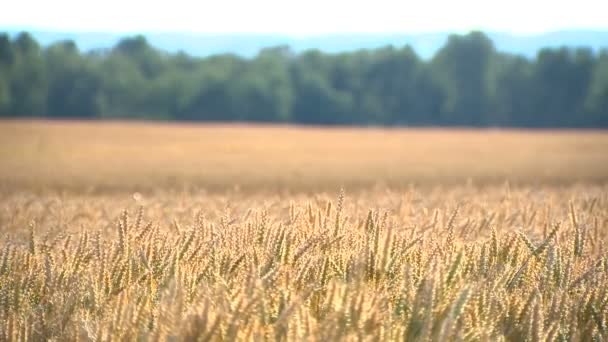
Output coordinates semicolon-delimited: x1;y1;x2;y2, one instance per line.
2;0;607;35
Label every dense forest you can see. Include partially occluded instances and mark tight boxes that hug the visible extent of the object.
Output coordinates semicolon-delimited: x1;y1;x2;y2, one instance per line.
0;31;607;127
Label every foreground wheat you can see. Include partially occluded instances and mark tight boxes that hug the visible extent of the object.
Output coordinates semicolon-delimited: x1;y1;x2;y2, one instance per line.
0;186;607;341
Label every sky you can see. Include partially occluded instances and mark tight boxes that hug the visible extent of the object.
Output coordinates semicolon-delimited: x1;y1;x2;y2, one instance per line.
1;0;607;35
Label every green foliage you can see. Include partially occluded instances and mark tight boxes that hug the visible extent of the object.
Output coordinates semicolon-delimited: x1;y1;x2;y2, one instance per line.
7;32;47;117
487;54;535;126
0;31;607;127
531;47;595;127
431;31;496;126
45;40;102;118
585;50;608;126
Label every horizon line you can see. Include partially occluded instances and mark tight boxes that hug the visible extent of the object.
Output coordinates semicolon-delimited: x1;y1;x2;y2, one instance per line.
2;26;608;38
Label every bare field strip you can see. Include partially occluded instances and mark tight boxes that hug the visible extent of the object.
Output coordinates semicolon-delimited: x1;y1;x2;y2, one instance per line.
1;120;607;192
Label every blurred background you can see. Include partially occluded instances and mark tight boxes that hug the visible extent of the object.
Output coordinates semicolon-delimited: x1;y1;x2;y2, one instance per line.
1;0;608;192
0;0;607;127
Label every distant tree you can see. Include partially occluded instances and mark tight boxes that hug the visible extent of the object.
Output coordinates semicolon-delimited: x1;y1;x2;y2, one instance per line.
0;33;13;65
360;46;443;125
96;54;138;117
0;34;12;115
584;50;608;126
13;32;38;55
113;35;166;79
291;50;354;125
431;31;496;126
486;54;534;126
232;46;294;122
0;77;9;116
45;41;103;118
8;32;47;116
0;30;605;127
173;54;244;121
530;47;595;127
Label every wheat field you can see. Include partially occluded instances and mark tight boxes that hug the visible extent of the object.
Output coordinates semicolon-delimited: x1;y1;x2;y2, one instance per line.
2;120;608;191
1;120;608;341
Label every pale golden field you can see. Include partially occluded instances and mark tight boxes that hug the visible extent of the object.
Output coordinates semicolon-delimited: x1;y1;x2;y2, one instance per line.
1;120;608;341
1;120;608;191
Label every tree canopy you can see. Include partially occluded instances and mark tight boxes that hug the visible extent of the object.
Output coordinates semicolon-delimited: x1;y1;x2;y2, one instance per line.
0;31;606;127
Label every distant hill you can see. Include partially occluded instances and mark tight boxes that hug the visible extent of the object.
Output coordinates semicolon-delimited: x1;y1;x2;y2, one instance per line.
2;30;608;58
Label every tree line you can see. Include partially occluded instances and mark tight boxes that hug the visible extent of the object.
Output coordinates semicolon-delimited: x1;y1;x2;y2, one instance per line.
0;31;607;127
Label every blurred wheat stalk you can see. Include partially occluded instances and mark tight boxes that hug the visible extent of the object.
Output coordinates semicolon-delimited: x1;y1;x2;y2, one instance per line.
0;187;607;341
